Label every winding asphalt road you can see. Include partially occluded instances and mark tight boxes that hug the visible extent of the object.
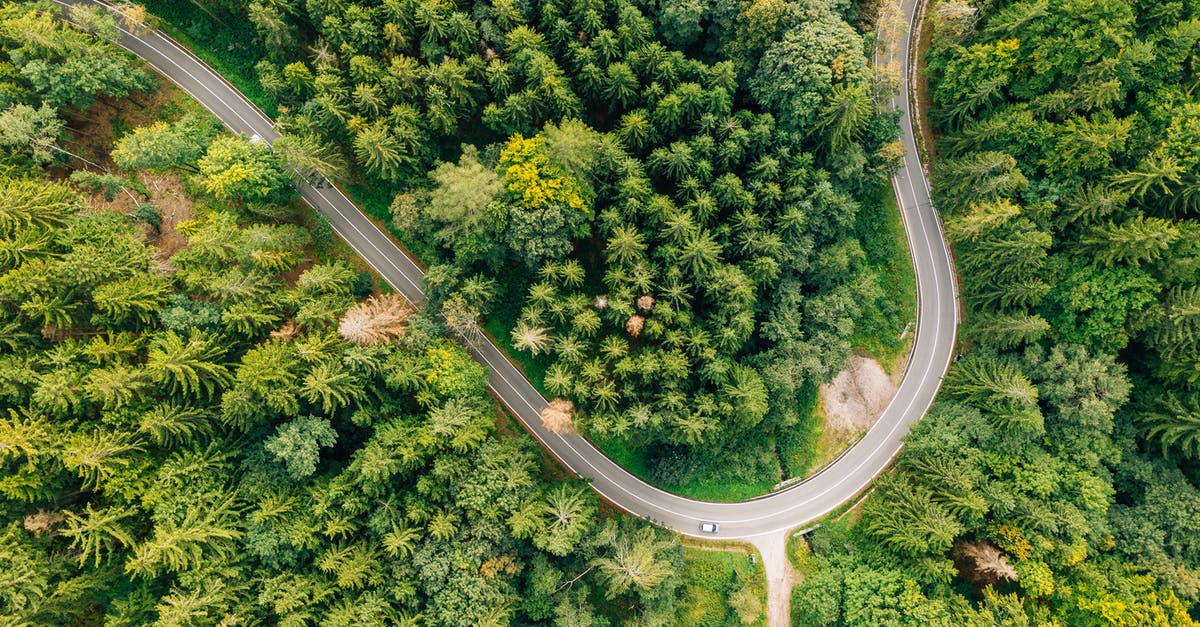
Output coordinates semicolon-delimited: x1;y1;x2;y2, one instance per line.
61;0;956;540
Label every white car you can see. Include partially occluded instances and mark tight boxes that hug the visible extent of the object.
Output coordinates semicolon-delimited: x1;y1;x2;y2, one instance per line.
699;522;720;534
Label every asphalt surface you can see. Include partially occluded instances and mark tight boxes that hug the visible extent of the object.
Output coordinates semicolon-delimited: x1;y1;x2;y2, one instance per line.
65;0;957;541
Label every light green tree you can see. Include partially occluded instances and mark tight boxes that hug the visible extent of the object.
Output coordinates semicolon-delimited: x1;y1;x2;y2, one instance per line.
111;115;217;173
265;415;338;479
145;330;233;399
0;103;65;165
198;135;292;203
62;503;137;567
534;483;596;557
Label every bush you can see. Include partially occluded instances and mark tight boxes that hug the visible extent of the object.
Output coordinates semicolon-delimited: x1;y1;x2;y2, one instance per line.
648;434;781;488
648;447;699;486
131;202;162;229
808;519;852;557
352;271;374;298
775;384;821;478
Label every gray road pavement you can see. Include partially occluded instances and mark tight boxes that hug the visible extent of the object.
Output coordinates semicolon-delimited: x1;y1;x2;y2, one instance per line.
61;0;956;542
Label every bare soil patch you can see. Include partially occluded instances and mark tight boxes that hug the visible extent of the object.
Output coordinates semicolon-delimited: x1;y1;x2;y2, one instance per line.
140;172;193;260
83;170;194;261
820;355;897;433
81;187;139;215
811;355;899;469
58;77;201;261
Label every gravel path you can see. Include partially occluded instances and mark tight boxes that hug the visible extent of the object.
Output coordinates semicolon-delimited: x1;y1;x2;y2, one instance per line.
748;533;795;626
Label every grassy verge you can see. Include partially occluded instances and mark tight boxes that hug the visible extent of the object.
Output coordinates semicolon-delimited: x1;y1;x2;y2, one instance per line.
775;383;822;479
592;437;778;502
482;281;553;393
141;0;277;117
787;533;815;575
809;422;863;476
853;182;918;373
678;545;767;627
913;0;939;166
785;489;870;572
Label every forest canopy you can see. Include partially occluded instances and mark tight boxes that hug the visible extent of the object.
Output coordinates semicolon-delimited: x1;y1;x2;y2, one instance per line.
5;0;1200;623
790;0;1200;624
246;0;905;486
0;4;719;624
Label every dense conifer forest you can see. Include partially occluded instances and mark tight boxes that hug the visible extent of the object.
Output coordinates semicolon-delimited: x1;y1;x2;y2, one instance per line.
0;5;769;624
790;0;1200;623
241;0;909;490
4;0;1200;623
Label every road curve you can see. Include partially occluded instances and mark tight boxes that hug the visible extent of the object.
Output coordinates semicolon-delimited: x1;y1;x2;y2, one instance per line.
63;0;957;540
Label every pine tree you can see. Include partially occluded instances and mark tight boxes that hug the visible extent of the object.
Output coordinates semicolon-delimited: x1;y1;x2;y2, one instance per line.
716;363;765;426
427;397;489;453
1151;286;1200;348
945;354;1043;432
534;484;595;557
1110;154;1183;199
145;330;233;399
605;225;646;267
957;222;1051;286
1081;215;1180;267
381;524;422;558
967;311;1050;349
0;178;79;236
679;229;721;278
1057;183;1129;227
0;103;66;165
1139;394;1200;458
301;361;364;413
61;429;143;489
604;62;639;108
20;293;76;331
62;503;136;568
816;84;873;152
0;225;53;270
939;74;1009;127
512;320;553;355
317;543;383;590
221;300;283;338
647;142;695;183
84;365;148;410
968;277;1050;312
274;132;348;183
616;110;653;151
933;152;1028;209
862;474;965;557
137;403;212;447
592;523;676;598
353;121;408;181
91;274;170;327
947;199;1021;242
126;492;242;578
544;363;575;397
